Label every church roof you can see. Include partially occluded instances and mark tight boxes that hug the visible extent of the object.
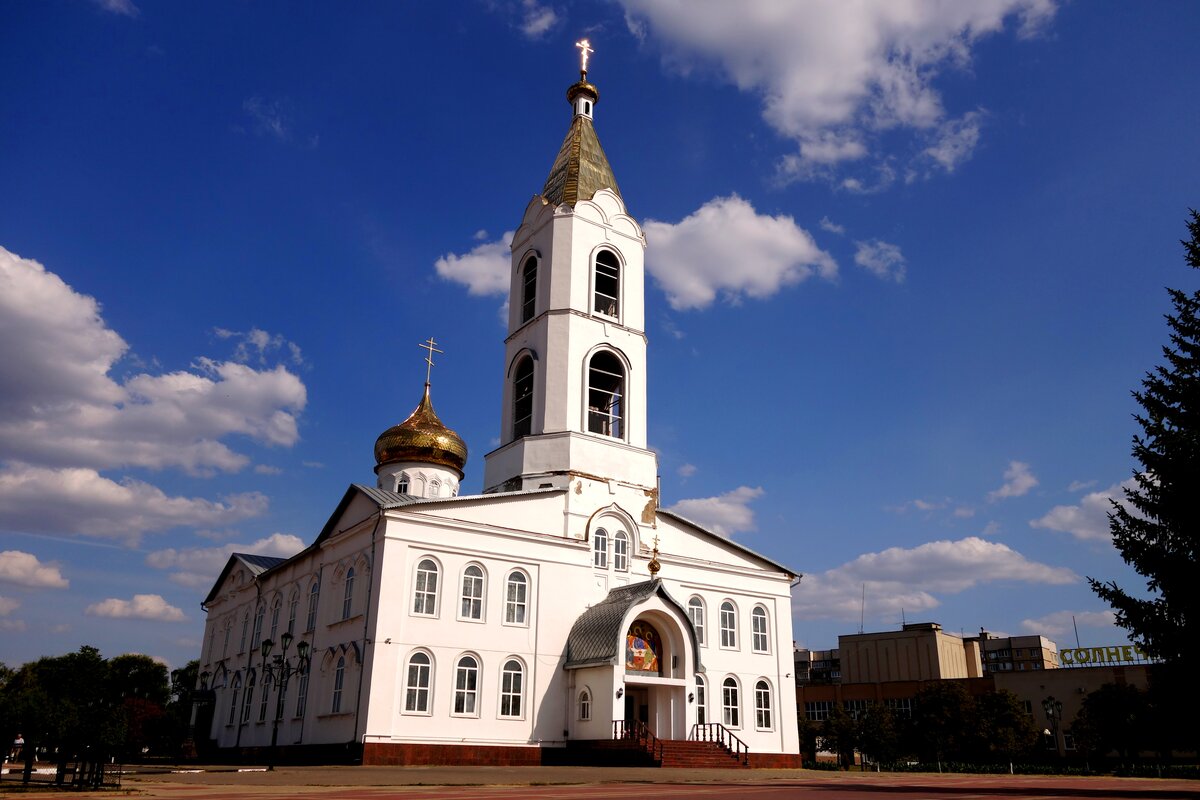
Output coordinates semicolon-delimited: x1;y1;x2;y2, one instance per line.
564;578;702;671
540;112;621;207
202;553;289;606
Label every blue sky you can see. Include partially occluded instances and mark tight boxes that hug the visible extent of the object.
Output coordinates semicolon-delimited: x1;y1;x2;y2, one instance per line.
2;1;1198;671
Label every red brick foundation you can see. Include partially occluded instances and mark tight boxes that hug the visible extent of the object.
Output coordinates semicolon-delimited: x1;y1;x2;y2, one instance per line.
747;752;804;769
361;742;542;766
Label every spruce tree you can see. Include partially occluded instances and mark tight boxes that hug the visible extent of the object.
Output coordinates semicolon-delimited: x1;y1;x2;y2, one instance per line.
1089;210;1200;665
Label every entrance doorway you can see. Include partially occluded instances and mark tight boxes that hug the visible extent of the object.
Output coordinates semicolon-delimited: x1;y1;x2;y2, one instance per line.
624;687;649;727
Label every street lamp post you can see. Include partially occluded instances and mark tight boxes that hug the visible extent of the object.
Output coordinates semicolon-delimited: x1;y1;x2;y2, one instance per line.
1042;696;1064;760
259;632;311;771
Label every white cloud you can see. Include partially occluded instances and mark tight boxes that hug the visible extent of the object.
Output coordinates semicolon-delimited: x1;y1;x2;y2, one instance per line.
988;460;1038;501
435;232;513;296
1030;478;1133;542
519;0;558;38
819;216;845;235
854;239;906;282
793;536;1075;621
644;195;837;310
243;96;290;141
1020;609;1117;638
92;0;139;17
1068;479;1097;492
0;467;267;545
146;532;305;588
677;463;698;478
254;465;283;475
619;1;1055;180
214;327;304;367
0;247;308;477
666;486;764;538
0;596;19;616
0;550;69;588
953;506;976;518
0;619;27;632
86;594;186;622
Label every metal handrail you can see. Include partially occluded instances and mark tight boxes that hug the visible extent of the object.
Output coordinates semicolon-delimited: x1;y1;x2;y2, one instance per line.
689;722;750;765
612;720;664;763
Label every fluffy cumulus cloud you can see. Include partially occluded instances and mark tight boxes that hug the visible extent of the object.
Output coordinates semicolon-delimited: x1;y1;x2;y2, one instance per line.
1020;609;1116;638
519;0;558;38
214;327;303;367
1030;478;1135;542
0;550;69;588
644;195;837;310
86;593;186;622
666;486;764;538
619;0;1055;181
988;460;1038;501
854;239;906;282
435;232;514;297
0;247;307;477
146;532;305;588
793;536;1076;621
0;468;267;546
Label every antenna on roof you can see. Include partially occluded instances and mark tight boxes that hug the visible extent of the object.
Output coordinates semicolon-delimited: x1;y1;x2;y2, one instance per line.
1072;614;1081;649
859;583;865;634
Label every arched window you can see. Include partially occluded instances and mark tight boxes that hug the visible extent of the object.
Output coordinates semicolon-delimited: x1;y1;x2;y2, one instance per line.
613;530;629;571
269;597;281;642
227;674;242;725
592;528;609;568
720;601;737;649
404;652;432;713
499;658;524;718
413;558;439;616
460;565;485;620
239;612;249;652
453;655;479;715
579;688;592;721
342;567;356;619
593;249;620;317
429;479;441;498
754;680;773;730
252;604;265;650
331;656;345;713
688;597;706;646
587;351;624;438
512;355;534;440
695;675;707;725
295;668;309;718
287;591;299;635
241;671;256;724
520;255;537;324
722;677;740;728
259;673;272;722
222;620;231;658
306;580;320;632
397;475;409;494
751;606;770;653
505;571;528;625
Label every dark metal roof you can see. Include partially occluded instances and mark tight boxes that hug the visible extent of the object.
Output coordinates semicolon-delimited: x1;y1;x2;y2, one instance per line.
564;578;701;671
202;553;289;605
541;114;621;208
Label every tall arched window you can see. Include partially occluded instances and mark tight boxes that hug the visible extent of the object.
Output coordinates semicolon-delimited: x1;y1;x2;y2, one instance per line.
722;677;740;728
460;565;485;620
222;620;231;658
751;606;770;653
413;558;439;616
754;680;773;730
695;675;707;725
259;673;272;722
512;355;534;440
227;674;242;725
505;571;528;625
587;351;624;438
453;655;479;715
295;668;309;718
592;528;609;568
287;591;299;635
269;597;281;642
613;530;629;571
331;656;345;713
499;658;524;718
404;651;432;713
720;601;737;649
241;671;256;724
688;597;706;645
520;255;537;324
239;612;249;652
342;567;356;619
593;249;620;318
252;604;265;650
429;479;442;498
579;688;592;720
306;580;320;632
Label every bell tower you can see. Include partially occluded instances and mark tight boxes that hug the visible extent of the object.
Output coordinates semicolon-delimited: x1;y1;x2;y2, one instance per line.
483;43;657;495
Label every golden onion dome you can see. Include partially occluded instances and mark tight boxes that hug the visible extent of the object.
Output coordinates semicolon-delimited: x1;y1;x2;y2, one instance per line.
566;79;599;105
373;383;467;477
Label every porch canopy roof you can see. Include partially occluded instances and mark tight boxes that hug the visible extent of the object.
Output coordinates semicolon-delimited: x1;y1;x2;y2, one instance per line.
564;578;702;672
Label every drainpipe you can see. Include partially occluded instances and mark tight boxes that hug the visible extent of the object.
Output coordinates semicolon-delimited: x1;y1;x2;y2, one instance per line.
351;512;383;756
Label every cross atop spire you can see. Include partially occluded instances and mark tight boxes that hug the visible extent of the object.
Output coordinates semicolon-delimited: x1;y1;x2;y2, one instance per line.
418;337;443;384
576;38;593;78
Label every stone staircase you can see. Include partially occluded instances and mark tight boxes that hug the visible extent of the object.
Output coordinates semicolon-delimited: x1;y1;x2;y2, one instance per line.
560;735;748;769
658;739;748;768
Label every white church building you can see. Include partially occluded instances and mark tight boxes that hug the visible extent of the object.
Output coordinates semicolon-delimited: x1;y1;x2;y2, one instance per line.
197;51;802;768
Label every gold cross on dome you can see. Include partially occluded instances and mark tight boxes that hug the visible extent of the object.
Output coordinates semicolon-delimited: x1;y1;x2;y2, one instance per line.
418;337;443;384
576;39;594;75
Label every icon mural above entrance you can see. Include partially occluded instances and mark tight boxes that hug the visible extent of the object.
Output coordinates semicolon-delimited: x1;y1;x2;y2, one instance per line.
626;620;661;674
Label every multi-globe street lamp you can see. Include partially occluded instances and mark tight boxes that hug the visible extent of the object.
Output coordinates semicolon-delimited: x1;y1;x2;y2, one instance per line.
1042;695;1065;759
259;631;311;771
